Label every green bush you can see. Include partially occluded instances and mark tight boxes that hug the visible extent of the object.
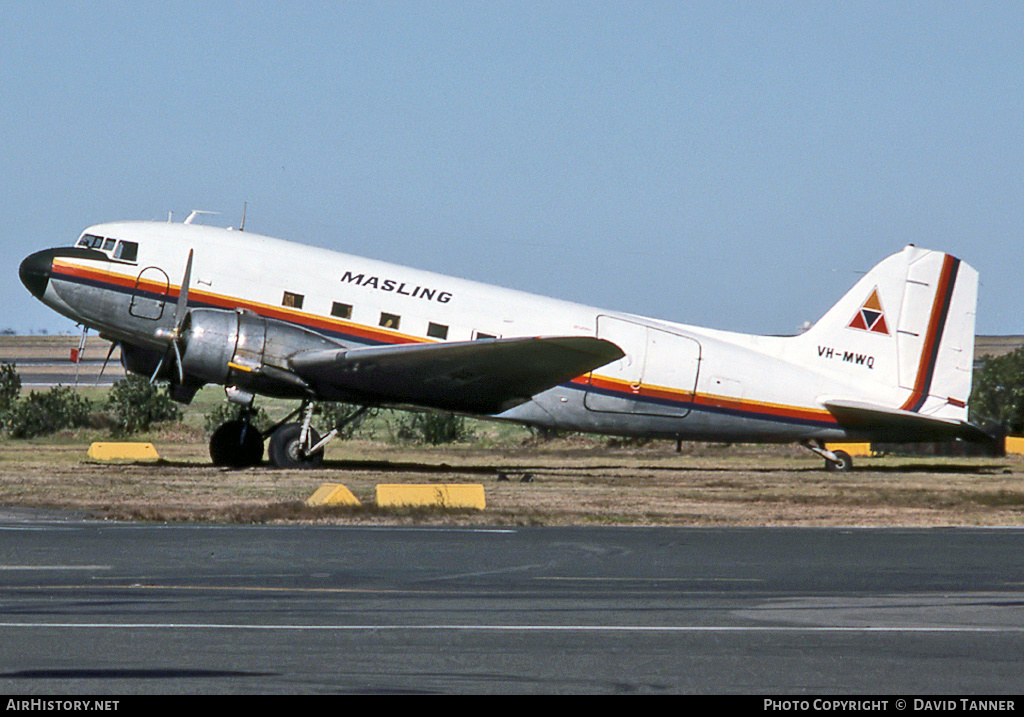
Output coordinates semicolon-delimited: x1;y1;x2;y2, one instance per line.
6;386;92;438
0;362;20;416
971;347;1024;433
314;402;375;439
388;410;473;445
106;375;182;436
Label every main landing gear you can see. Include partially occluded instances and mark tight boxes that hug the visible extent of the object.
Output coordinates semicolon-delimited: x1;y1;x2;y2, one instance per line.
208;400;371;469
801;440;854;472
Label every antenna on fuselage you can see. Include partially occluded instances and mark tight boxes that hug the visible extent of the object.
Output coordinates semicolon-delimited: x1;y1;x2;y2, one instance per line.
240;202;247;232
184;210;218;225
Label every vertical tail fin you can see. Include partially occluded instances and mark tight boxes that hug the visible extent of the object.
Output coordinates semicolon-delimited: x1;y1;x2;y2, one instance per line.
799;245;977;420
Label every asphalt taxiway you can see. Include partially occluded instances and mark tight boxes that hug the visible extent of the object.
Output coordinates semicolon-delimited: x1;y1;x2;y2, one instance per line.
1;508;1022;694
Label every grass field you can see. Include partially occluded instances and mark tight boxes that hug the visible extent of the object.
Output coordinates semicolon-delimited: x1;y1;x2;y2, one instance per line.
1;420;1022;527
2;337;1023;528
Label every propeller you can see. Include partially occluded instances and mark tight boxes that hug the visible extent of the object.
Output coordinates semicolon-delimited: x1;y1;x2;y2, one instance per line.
151;248;193;384
94;341;117;387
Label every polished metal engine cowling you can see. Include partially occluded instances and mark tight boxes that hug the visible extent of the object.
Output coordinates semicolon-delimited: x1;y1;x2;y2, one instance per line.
179;308;341;398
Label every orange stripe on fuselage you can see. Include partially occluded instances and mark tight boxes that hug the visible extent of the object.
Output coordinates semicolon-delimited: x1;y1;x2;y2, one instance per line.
55;259;838;425
579;374;836;426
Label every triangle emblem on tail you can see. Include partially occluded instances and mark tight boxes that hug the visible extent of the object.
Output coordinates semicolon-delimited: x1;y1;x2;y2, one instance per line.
848;288;890;335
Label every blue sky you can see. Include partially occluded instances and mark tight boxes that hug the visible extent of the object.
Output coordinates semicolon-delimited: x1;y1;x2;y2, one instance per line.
3;2;1022;336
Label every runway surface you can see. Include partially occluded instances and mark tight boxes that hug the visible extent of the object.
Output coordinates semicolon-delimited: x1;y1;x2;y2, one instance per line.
1;508;1022;694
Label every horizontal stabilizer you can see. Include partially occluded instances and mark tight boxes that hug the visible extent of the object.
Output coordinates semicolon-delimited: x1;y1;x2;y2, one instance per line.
821;399;992;444
289;336;624;414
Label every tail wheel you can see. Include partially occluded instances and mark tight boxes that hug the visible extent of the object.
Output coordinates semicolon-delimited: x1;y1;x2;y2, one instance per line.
268;423;324;469
209;420;264;468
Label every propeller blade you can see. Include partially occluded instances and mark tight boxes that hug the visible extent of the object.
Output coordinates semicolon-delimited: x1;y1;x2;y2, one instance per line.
150;346;169;383
151;249;194;385
174;249;193;330
94;342;117;386
172;337;184;385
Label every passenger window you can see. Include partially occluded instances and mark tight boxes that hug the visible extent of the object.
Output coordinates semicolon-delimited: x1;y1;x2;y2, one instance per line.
427;323;448;340
282;291;304;309
113;241;138;262
380;312;400;330
331;302;352;319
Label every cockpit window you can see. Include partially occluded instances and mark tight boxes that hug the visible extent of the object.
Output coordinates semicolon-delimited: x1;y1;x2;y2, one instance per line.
114;240;138;262
75;234;138;262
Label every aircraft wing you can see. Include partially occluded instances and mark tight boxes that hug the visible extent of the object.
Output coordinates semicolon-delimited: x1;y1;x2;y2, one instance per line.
288;336;624;415
821;399;993;443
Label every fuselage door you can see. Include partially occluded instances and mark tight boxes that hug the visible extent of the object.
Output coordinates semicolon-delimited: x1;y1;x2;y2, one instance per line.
128;266;171;320
641;326;701;416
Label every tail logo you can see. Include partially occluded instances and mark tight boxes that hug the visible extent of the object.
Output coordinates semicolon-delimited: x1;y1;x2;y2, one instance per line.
848;289;890;335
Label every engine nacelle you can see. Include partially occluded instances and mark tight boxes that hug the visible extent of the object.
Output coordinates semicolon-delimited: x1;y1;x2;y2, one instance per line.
178;308;343;399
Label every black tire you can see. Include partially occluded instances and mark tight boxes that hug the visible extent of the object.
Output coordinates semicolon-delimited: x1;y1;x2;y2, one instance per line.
209;420;264;468
268;423;324;469
825;449;853;472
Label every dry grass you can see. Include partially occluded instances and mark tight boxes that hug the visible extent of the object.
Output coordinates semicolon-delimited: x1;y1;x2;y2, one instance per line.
0;433;1022;527
6;338;1018;527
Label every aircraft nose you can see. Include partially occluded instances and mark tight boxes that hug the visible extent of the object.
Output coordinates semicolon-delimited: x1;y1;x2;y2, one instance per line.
19;249;53;299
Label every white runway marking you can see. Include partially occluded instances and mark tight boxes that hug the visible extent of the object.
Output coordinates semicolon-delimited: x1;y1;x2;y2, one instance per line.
0;622;1021;633
0;565;111;570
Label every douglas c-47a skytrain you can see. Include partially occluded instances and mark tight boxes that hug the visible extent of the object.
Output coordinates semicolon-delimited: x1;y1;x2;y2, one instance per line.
20;214;987;469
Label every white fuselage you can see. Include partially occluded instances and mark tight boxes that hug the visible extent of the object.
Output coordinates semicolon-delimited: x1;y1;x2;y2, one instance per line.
29;220;975;444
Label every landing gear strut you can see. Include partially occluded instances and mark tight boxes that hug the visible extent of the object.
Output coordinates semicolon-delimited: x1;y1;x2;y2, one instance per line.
266;401;372;469
268;422;323;468
802;440;854;472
